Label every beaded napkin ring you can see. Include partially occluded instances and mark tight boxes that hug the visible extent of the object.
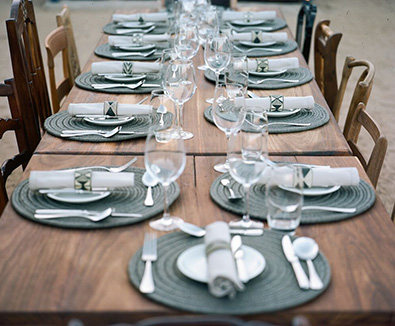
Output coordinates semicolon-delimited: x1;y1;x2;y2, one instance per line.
104;101;118;116
270;95;284;112
74;171;92;191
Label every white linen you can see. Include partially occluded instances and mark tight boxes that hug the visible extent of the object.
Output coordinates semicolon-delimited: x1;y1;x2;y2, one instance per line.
238;96;315;112
230;31;287;43
247;57;299;71
112;12;168;22
91;62;161;74
68;103;152;116
108;34;170;46
222;11;276;21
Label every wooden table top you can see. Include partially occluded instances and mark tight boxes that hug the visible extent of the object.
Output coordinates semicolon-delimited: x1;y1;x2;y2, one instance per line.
0;154;393;325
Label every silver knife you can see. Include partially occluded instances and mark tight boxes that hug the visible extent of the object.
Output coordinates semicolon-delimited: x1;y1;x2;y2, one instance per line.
282;235;309;290
139;232;157;293
35;209;142;218
230;235;249;283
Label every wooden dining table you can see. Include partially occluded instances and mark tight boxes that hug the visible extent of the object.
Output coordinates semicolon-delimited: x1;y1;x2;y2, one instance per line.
0;6;393;326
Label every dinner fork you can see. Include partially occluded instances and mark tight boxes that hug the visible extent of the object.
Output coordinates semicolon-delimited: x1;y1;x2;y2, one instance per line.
249;78;299;84
116;25;155;34
139;232;157;294
58;157;137;173
233;44;282;53
61;126;122;138
111;49;156;58
226;22;274;32
34;208;143;221
91;80;144;90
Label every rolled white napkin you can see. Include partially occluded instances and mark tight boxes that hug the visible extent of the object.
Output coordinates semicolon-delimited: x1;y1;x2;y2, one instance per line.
91;62;161;75
231;31;287;43
205;221;244;298
108;34;170;46
222;11;276;22
247;58;299;72
112;12;168;22
237;96;315;112
29;170;134;191
68;103;152;116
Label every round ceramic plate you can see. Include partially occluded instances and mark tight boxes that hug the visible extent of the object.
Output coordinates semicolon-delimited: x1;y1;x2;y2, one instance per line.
231;20;266;26
177;244;266;283
104;75;146;82
118;44;156;51
240;41;276;47
46;191;111;204
118;22;155;29
249;69;287;77
83;116;135;126
266;108;301;118
279;185;341;196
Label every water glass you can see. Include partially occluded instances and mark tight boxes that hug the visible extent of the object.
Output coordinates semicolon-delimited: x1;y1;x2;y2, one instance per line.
160;48;178;88
225;53;249;96
149;89;177;134
174;24;200;60
204;34;231;85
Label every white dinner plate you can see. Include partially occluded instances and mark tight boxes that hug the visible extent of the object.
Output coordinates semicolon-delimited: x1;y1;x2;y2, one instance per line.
279;185;341;196
249;69;287;77
83;116;135;126
118;44;156;51
46;191;111;204
104;75;146;83
267;108;301;118
239;41;276;47
118;22;155;29
231;20;266;26
177;243;266;283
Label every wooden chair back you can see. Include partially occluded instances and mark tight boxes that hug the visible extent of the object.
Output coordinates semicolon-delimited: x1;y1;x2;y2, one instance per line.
314;20;342;111
45;26;73;113
295;0;317;63
6;0;52;135
346;103;387;188
56;5;81;83
333;56;375;139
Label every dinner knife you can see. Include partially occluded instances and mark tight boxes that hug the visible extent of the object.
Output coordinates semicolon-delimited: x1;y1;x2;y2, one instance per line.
282;235;309;290
231;235;249;283
139;232;157;294
35;209;142;218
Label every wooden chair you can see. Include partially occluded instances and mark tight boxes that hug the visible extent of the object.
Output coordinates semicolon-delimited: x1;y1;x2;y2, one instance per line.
295;0;317;63
56;5;81;83
0;79;34;214
45;26;73;113
314;20;342;111
333;56;375;140
346;102;387;189
6;0;52;133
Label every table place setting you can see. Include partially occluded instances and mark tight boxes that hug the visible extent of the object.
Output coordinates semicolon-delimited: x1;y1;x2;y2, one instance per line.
128;221;331;314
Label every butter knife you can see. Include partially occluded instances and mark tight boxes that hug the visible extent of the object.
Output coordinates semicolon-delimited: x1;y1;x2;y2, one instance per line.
231;235;249;283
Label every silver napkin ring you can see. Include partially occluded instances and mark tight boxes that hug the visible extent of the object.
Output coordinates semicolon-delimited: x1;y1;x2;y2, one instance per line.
270;95;284;112
251;31;263;43
122;62;134;74
244;12;252;22
74;171;92;191
131;33;143;45
256;58;269;72
104;101;118;116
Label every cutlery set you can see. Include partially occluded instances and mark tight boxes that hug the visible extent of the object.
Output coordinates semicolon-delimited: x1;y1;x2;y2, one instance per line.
111;49;157;58
61;126;144;138
91;81;161;90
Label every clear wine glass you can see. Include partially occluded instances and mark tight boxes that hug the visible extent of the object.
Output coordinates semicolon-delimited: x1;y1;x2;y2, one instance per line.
197;5;219;44
164;59;197;140
227;128;268;229
160;48;178;89
212;83;246;173
225;53;249;96
149;89;177;133
174;24;200;60
144;129;186;231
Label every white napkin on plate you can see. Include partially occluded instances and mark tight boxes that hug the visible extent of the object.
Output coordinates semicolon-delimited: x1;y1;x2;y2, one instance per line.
108;34;170;46
222;11;276;21
205;221;244;298
230;31;287;43
68;103;152;116
238;96;315;112
91;62;161;75
29;170;134;191
247;57;299;72
112;12;168;22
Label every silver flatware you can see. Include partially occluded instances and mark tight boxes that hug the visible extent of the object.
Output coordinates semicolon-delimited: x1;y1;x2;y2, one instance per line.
91;82;161;89
249;78;299;84
231;235;249;283
233;44;282;53
139;232;157;294
50;157;137;173
61;130;143;136
267;122;311;127
111;49;156;58
142;171;158;207
302;206;357;213
116;25;155;34
34;208;142;221
61;126;122;138
138;96;149;104
221;179;243;201
282;235;309;290
176;221;263;237
157;104;167;126
226;22;274;32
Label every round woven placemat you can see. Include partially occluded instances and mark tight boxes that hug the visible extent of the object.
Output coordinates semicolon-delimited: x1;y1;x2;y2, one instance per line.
128;230;330;314
11;167;179;229
224;17;288;32
103;22;170;35
204;103;329;134
205;67;313;90
75;72;161;94
232;40;297;58
210;173;375;224
44;111;172;142
95;43;167;61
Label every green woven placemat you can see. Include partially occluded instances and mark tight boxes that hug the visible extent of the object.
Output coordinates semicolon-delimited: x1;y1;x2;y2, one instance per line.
210;173;376;224
103;22;170;35
205;67;313;89
128;230;330;314
75;72;161;94
204;103;329;134
94;43;168;61
223;17;288;32
11;167;179;229
44;111;172;142
230;40;297;58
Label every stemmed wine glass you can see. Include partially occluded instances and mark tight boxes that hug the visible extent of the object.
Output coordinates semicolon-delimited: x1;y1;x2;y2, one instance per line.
144;129;186;231
164;59;197;140
197;5;219;45
174;23;200;60
225;53;249;96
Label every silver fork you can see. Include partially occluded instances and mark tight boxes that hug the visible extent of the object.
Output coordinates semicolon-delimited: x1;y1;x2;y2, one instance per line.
56;157;137;173
61;126;122;138
116;25;155;34
139;232;157;294
226;22;273;32
233;44;282;53
91;80;144;90
249;78;299;84
111;49;156;58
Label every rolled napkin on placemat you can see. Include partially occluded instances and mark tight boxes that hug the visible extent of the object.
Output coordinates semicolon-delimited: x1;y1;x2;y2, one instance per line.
108;34;170;46
236;95;314;112
68;101;152;116
29;170;134;191
205;221;244;298
222;11;276;22
246;57;299;72
230;31;287;43
112;12;168;22
91;61;161;75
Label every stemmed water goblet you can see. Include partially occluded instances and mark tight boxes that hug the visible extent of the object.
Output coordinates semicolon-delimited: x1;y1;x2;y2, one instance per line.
197;5;219;45
225;53;249;96
174;23;200;60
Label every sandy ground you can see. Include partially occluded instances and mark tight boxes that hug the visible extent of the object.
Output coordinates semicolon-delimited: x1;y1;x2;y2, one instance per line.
0;0;394;215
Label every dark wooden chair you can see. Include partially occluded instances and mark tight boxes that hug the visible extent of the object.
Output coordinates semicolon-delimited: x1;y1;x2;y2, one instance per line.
45;26;73;113
295;0;317;63
6;0;52;133
314;20;342;111
346;102;387;188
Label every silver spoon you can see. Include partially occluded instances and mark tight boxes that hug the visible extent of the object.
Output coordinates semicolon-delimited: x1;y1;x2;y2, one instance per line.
293;237;324;290
142;171;158;207
157;104;167;126
176;221;263;237
221;179;243;201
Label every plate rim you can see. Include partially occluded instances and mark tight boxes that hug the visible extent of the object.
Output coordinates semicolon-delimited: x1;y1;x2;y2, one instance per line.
231;19;266;26
46;191;111;204
117;44;156;51
83;116;135;126
279;185;341;196
267;108;301;118
249;69;287;77
239;41;276;47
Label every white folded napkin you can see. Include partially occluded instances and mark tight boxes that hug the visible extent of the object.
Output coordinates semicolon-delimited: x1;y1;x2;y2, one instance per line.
91;62;161;75
112;12;168;22
108;34;170;46
247;57;299;72
230;31;287;43
205;221;244;298
68;103;152;116
222;11;276;22
238;96;315;112
29;170;134;191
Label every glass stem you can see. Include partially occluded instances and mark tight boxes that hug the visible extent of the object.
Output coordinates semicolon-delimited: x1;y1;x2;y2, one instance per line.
225;133;230;166
243;184;251;223
176;102;184;130
162;184;170;220
215;71;220;87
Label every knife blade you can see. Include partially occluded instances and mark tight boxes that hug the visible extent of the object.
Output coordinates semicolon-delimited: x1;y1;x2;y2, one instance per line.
230;235;249;283
282;235;309;290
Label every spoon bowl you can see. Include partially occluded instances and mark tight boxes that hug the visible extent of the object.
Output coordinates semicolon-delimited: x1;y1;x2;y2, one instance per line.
142;171;159;207
220;179;243;201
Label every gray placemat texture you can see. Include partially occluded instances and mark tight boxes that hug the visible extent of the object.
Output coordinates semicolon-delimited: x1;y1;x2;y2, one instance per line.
223;17;287;32
94;43;170;61
210;173;375;224
204;103;329;134
128;230;330;314
75;72;161;94
44;111;172;142
205;67;313;89
231;40;297;58
103;22;170;35
11;167;179;229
